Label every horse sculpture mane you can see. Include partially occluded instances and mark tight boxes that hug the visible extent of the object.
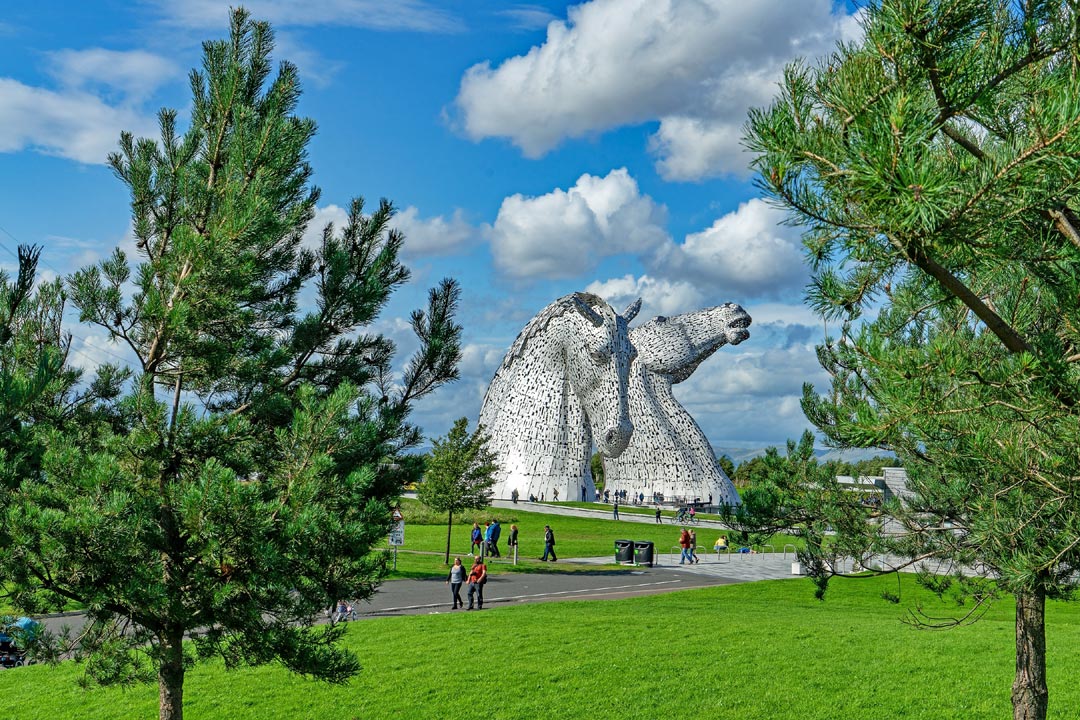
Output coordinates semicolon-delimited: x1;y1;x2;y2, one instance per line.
501;292;608;368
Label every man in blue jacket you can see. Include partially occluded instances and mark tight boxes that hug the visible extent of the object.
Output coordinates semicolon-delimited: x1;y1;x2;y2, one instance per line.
488;519;502;558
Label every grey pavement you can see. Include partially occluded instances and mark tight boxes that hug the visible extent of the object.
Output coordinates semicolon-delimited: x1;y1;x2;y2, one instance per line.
34;551;805;635
343;549;803;619
490;497;732;530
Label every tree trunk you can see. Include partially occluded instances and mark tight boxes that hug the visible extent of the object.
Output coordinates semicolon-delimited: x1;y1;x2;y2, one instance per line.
444;509;453;565
158;628;186;720
1012;587;1048;720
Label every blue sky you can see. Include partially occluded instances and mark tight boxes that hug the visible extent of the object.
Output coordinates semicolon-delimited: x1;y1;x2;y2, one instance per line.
0;0;862;450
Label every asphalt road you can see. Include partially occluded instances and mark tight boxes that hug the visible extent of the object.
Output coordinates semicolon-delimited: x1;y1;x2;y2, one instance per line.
349;564;738;618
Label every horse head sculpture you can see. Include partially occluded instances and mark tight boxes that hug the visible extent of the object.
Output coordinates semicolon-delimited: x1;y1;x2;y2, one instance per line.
479;292;640;501
603;302;753;507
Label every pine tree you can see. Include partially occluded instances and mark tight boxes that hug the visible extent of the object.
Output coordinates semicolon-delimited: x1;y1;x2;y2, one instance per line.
8;11;461;720
418;418;498;564
745;2;1080;718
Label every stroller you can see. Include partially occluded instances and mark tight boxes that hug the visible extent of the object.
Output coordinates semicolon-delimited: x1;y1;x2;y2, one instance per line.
0;616;40;668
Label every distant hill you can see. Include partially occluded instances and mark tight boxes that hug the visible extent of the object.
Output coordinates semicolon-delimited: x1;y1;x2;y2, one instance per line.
711;444;895;468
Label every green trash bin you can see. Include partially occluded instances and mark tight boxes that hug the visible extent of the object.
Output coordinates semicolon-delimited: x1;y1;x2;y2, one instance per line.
634;540;654;567
615;539;634;563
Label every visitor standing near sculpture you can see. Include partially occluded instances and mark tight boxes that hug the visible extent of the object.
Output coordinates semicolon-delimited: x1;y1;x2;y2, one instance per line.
613;499;620;520
655;505;662;524
507;524;519;557
488;519;502;558
470;523;483;556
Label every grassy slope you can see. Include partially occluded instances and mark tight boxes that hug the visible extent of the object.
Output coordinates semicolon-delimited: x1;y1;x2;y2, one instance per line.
8;574;1080;719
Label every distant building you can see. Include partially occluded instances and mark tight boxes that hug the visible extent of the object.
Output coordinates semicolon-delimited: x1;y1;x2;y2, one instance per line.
835;467;911;503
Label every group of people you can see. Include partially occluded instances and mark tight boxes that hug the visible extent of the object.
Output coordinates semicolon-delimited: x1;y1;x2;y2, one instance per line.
470;520;519;558
446;555;487;610
447;523;556;609
678;528;701;564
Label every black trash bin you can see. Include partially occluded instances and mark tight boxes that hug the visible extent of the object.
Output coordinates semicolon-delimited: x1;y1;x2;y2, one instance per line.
634;540;654;567
615;539;634;563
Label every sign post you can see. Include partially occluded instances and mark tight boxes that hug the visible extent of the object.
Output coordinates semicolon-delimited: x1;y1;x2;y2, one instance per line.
389;508;405;571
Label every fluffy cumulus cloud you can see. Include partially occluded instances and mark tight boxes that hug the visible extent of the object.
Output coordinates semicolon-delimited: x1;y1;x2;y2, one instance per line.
0;47;177;165
393;206;476;257
651;198;807;300
585;274;703;319
455;0;860;179
490;168;668;278
0;79;158;164
673;344;830;443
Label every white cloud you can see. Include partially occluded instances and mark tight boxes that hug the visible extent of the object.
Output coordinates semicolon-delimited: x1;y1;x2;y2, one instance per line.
672;344;829;442
585;274;703;319
393;206;476;257
651;198;807;300
490;168;668;278
151;0;463;33
455;0;859;179
273;32;344;89
46;48;179;102
301;204;351;250
68;332;139;374
497;5;559;31
301;204;474;258
0;78;157;164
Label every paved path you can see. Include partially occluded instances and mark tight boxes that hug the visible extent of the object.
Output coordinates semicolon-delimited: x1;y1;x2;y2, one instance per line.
341;550;801;618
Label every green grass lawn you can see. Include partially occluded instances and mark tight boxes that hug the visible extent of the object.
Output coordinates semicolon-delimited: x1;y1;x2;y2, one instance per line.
6;573;1079;719
388;502;796;580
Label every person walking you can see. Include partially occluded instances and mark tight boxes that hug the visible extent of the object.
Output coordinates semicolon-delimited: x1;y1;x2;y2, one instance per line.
540;524;557;562
689;529;700;564
613;499;620;520
655;505;662;524
446;557;466;609
470;522;483;556
467;555;487;610
678;528;693;564
507;524;519;559
553;488;559;502
489;519;502;558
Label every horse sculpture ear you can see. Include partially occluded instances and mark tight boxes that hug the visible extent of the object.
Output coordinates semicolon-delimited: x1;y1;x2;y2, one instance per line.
622;298;642;323
572;294;605;327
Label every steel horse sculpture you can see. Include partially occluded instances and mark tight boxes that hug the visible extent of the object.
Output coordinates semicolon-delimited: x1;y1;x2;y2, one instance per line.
481;294;752;506
479;292;639;503
603;303;752;507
